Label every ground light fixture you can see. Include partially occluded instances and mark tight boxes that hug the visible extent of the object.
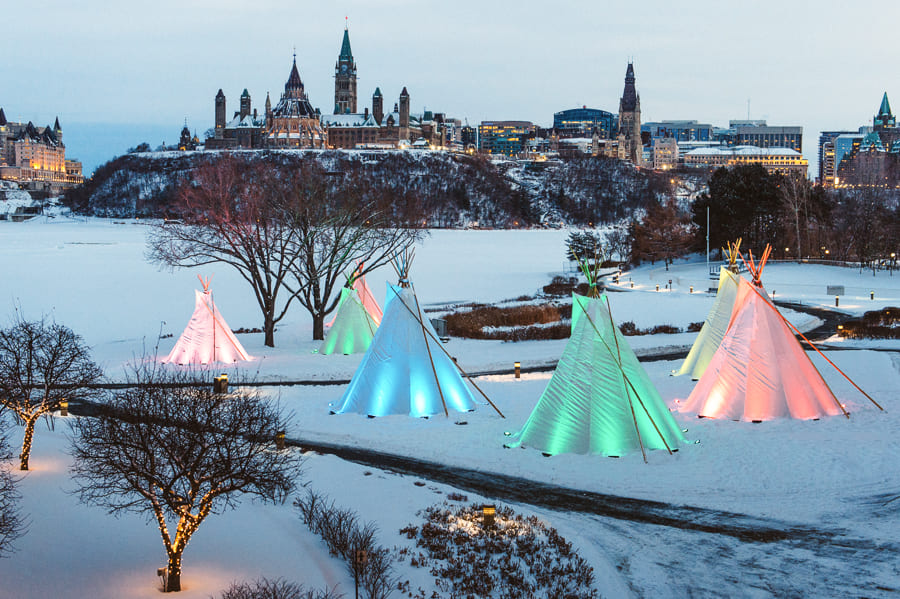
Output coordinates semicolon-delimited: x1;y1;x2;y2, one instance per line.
59;399;68;417
482;504;496;528
213;374;228;394
514;362;521;379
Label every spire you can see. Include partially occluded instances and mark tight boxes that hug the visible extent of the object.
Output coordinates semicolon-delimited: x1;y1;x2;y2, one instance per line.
339;23;353;60
400;86;409;98
1;108;8;126
216;89;225;99
878;92;892;118
241;88;250;98
373;87;382;97
54;116;61;131
620;61;638;112
285;55;303;94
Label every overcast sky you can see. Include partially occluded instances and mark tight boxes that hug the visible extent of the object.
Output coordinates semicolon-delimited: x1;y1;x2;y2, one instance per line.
5;0;896;175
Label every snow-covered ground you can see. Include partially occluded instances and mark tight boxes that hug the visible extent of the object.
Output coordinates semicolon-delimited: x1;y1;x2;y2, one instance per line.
1;217;898;598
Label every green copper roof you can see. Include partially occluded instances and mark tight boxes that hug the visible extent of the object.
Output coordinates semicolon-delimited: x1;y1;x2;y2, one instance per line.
339;28;353;60
879;92;892;118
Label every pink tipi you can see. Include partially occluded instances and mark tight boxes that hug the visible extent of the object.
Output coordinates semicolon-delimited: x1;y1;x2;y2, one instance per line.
164;276;252;365
679;247;867;421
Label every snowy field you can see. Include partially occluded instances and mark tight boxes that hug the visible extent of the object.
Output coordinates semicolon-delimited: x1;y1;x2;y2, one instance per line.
1;216;899;598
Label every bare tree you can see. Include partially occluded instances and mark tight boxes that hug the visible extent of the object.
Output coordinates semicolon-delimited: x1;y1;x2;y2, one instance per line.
286;172;422;340
68;363;301;593
0;422;25;557
631;198;695;270
148;154;305;347
780;173;809;261
0;317;102;470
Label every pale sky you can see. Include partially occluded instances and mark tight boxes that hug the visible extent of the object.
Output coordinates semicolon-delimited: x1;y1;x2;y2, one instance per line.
5;0;896;176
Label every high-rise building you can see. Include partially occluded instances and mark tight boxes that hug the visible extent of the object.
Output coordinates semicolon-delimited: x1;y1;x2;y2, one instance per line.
478;121;535;156
714;121;802;152
643;120;713;142
334;25;358;115
617;62;642;164
553;107;617;139
818;131;856;185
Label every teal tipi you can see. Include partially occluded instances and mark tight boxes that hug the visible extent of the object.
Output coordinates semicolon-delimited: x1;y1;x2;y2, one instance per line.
507;255;685;459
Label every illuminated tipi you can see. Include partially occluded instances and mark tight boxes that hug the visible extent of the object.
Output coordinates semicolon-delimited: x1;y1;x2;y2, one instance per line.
164;276;251;365
320;275;379;356
678;246;870;421
506;253;685;460
675;240;743;380
325;262;382;329
332;251;503;418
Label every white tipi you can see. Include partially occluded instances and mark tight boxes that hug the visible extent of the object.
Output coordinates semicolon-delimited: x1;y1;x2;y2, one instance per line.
332;251;503;418
164;276;251;365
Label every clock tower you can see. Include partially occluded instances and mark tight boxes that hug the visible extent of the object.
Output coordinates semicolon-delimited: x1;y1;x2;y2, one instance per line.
334;23;358;114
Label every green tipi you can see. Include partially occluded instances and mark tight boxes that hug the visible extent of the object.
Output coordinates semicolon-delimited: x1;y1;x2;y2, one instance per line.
507;254;686;460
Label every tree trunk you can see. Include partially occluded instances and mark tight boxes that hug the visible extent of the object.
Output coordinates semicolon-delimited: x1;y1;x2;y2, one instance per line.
313;313;325;341
264;312;275;348
165;551;183;592
20;416;38;471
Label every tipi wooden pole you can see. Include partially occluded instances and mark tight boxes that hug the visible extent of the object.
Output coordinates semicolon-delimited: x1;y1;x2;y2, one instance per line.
410;287;448;418
388;285;505;417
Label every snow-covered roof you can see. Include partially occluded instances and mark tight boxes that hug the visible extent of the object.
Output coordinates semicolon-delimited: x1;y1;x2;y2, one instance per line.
685;145;801;157
320;113;379;128
225;114;265;129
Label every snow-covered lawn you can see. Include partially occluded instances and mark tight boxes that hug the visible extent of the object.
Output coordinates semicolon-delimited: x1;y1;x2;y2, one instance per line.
1;217;898;598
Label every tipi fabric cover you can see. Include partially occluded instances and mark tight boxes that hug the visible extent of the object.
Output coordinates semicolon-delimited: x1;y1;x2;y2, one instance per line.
679;277;843;421
320;287;379;355
333;284;477;417
508;293;686;456
165;290;251;365
676;267;740;379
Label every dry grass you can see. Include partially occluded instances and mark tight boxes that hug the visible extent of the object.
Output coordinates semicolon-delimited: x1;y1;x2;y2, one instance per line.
445;304;572;341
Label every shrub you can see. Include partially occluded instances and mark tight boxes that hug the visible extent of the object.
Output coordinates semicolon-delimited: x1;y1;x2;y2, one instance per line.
295;490;395;599
687;321;704;332
220;578;343;599
839;307;900;339
396;503;597;599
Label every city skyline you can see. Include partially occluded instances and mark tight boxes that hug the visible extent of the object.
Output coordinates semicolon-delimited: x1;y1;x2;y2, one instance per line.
6;0;895;175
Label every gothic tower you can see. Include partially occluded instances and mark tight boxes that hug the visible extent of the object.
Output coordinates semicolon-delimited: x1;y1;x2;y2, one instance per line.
399;87;410;140
240;89;251;119
617;62;642;165
334;25;358;114
215;89;226;140
372;87;383;125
